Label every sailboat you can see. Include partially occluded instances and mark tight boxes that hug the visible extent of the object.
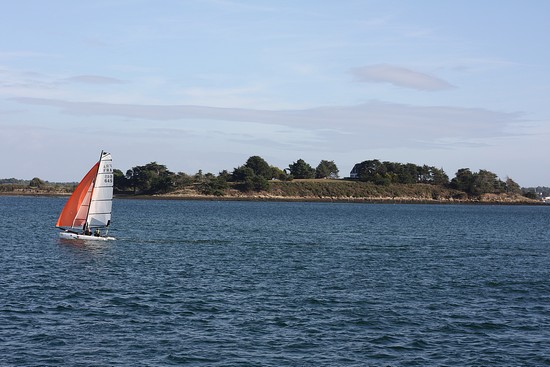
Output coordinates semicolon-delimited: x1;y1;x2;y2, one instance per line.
56;151;115;241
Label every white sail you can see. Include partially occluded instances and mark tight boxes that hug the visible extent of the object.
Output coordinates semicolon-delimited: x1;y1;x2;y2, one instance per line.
87;152;113;228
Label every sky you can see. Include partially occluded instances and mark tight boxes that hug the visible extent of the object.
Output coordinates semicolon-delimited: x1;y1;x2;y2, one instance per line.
1;0;549;187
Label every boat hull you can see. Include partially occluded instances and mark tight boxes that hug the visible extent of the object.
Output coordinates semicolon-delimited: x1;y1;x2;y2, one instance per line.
59;231;115;241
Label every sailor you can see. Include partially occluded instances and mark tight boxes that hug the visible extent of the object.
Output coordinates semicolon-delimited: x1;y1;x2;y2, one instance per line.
84;225;92;236
94;229;101;237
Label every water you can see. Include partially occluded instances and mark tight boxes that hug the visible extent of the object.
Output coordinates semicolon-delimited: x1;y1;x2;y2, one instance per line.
1;196;549;366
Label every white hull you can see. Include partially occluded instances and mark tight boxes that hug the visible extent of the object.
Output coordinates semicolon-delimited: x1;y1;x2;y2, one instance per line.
59;231;115;241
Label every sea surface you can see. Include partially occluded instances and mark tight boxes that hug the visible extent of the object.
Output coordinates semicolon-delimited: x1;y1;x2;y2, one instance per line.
1;196;549;366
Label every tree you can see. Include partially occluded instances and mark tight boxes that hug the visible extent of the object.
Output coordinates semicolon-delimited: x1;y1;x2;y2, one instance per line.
234;172;269;192
231;164;270;192
250;175;270;191
353;160;390;185
431;167;450;186
505;177;521;195
523;191;538;200
244;156;272;179
450;168;508;196
351;159;450;186
199;175;229;196
271;166;291;181
194;170;204;182
450;168;474;192
174;172;193;188
126;165;151;193
150;173;174;194
232;166;255;182
471;170;502;195
315;160;339;179
125;162;175;194
218;170;231;182
288;159;315;179
113;169;130;192
29;177;45;188
401;163;418;184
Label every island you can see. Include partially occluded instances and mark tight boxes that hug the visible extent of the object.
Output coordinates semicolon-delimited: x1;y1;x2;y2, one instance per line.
2;156;547;204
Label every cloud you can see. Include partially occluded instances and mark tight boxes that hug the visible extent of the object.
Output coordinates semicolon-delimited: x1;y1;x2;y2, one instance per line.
63;75;127;85
11;97;522;145
0;51;57;60
3;97;535;182
351;64;454;91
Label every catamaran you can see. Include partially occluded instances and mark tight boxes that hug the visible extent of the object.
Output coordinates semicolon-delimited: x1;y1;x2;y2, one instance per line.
56;151;115;241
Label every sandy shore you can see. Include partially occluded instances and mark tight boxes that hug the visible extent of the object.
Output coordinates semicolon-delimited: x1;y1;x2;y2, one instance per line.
1;190;543;205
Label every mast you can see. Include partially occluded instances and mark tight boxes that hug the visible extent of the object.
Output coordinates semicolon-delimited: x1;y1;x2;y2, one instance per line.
83;150;103;230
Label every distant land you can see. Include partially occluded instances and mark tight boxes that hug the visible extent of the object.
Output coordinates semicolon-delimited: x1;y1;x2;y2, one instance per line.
2;156;549;204
0;178;545;205
146;180;543;204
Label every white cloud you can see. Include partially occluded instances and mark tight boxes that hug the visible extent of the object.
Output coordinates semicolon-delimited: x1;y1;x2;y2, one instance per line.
11;97;522;145
63;75;127;85
351;64;455;91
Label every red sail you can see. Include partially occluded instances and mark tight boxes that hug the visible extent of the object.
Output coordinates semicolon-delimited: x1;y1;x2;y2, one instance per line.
55;162;100;229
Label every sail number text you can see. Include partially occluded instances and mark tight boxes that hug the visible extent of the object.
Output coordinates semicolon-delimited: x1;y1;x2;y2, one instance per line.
102;164;113;184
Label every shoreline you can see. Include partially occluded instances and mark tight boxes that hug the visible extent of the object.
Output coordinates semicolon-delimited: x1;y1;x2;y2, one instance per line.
125;194;545;205
1;190;544;205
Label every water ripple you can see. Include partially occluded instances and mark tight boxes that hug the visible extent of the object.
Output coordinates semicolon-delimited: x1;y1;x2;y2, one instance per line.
1;198;549;366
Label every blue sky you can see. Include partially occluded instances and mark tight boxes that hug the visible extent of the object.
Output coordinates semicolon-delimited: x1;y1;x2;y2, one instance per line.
1;0;549;186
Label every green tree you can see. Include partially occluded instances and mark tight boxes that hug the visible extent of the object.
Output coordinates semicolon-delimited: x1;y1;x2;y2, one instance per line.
523;191;538;200
232;157;288;192
250;175;269;191
401;163;418;184
113;169;130;192
235;173;269;192
271;166;291;181
451;168;507;196
352;159;450;186
288;159;315;179
218;170;231;182
126;167;144;194
199;175;229;196
431;167;450;186
174;172;193;188
505;177;521;195
450;168;474;192
232;166;255;182
150;174;174;194
471;169;502;195
315;160;339;179
231;163;269;192
245;156;272;179
29;177;45;188
354;160;390;185
126;162;175;194
194;170;204;182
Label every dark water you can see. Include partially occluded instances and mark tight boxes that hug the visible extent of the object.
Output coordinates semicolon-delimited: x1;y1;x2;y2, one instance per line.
1;196;550;366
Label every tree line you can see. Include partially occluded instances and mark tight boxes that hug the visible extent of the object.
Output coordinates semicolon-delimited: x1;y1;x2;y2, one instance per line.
0;177;75;193
114;157;340;195
112;156;523;197
522;186;550;200
0;156;529;198
350;159;522;196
